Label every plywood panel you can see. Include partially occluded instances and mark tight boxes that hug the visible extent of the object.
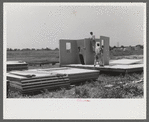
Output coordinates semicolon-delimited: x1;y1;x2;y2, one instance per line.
84;38;94;64
76;39;86;64
7;61;28;71
110;59;142;65
59;39;78;65
7;67;100;93
7;71;70;93
100;36;110;65
83;38;101;65
63;63;143;73
50;67;99;74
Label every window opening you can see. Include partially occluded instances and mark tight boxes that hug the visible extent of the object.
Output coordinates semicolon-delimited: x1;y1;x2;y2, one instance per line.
66;42;71;53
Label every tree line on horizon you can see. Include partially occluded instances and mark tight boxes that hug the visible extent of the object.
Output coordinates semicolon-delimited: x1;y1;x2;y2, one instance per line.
7;47;59;51
7;45;143;51
110;44;143;50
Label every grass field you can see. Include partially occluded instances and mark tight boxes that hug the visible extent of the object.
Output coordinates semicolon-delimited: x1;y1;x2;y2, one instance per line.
7;50;59;65
7;50;144;98
110;49;143;57
7;49;143;64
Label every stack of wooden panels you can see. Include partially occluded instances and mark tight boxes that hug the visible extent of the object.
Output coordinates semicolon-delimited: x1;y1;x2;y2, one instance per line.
49;68;100;84
7;61;28;71
7;70;70;93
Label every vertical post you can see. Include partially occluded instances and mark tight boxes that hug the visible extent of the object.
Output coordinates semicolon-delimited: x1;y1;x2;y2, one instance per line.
100;36;110;65
84;39;86;65
59;40;62;66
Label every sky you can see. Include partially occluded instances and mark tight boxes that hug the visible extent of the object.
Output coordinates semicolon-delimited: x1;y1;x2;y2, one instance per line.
4;3;145;49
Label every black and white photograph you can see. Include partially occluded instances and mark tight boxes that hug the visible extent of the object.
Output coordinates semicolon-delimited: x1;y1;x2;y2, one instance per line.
3;2;146;119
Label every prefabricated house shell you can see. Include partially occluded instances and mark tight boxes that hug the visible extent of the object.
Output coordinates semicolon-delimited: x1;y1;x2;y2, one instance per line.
59;36;110;66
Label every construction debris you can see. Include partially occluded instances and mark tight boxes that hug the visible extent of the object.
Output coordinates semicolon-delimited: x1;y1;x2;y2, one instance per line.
104;84;114;88
132;78;143;84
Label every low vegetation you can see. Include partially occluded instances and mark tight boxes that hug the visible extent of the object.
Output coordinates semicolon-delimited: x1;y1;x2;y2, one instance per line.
7;72;143;98
110;49;143;59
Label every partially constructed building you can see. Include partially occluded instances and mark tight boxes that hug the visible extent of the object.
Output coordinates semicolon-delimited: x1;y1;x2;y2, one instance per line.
6;36;143;93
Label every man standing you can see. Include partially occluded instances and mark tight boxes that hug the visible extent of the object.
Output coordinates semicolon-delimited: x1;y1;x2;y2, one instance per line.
90;32;96;52
78;47;85;65
100;45;104;66
90;32;97;67
94;43;104;67
94;43;100;67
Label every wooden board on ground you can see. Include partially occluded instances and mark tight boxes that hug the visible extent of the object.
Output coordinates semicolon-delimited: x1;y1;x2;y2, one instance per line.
62;59;143;73
47;68;100;83
109;59;143;65
7;61;28;71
